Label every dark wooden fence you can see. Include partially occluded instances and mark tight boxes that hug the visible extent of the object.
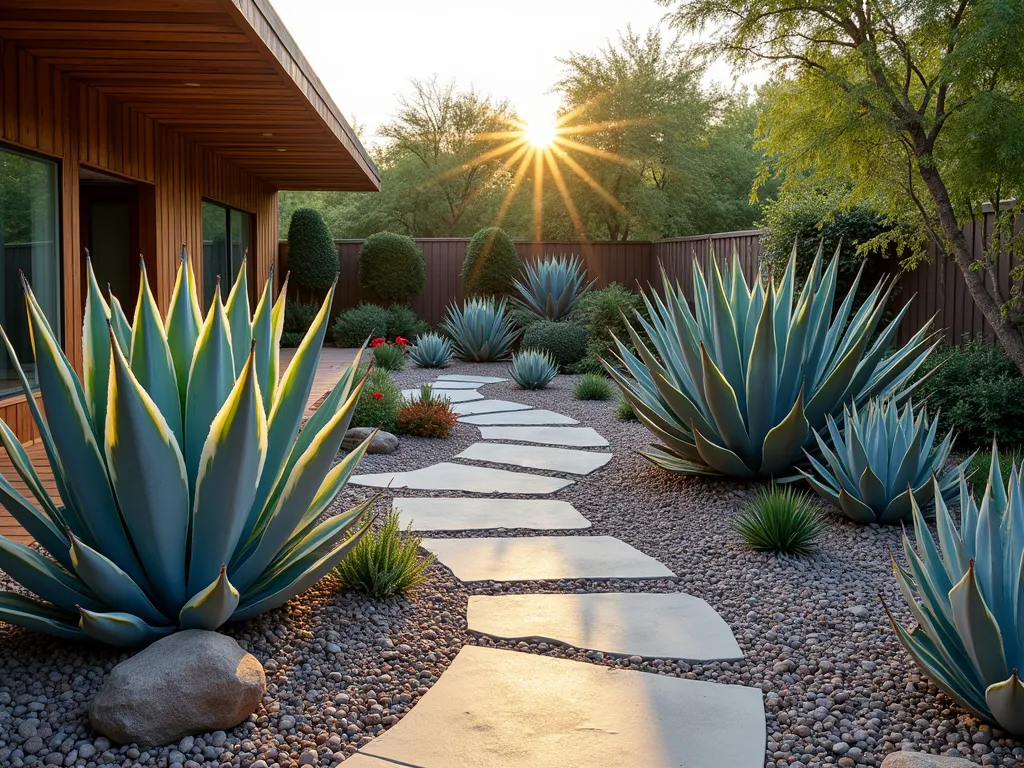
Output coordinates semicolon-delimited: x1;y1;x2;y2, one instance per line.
279;213;1021;346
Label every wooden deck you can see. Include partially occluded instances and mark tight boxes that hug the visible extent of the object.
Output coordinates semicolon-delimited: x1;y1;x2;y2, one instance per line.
0;347;358;546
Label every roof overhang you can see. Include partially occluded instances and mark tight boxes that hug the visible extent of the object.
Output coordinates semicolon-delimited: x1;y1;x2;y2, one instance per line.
0;0;380;191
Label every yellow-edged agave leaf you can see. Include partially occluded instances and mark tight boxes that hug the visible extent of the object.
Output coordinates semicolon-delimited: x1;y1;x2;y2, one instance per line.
106;330;190;613
0;473;70;571
223;258;252;377
129;261;183;445
301;430;372;530
0;593;83;640
267;272;288;404
184;284;235;492
987;672;1024;736
273;495;376;581
165;247;202;413
0;418;66;527
949;563;1010;686
23;284;146;586
250;268;277;413
109;294;132;353
0;536;102;612
78;607;175;647
250;284;334;519
188;346;267;595
82;255;113;445
69;533;167;626
179;565;239;630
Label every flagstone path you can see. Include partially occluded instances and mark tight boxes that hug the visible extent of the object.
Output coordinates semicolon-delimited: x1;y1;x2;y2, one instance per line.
349;373;766;767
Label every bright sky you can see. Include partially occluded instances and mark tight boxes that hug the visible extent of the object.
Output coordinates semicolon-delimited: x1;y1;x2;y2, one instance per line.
271;0;763;147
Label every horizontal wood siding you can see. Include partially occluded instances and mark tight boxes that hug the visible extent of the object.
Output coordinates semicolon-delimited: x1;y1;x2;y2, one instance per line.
0;40;279;440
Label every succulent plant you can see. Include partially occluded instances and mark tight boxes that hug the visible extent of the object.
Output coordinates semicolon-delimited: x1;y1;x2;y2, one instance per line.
509;349;558;390
513;254;595;320
799;398;974;524
408;332;454;368
0;250;374;646
440;297;519;362
885;446;1024;735
603;245;938;477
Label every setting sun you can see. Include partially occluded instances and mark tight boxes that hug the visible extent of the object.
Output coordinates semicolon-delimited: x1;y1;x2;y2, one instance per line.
524;116;558;148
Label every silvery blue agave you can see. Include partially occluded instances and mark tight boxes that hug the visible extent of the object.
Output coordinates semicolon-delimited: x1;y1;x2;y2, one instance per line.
509;349;557;390
408;332;454;368
0;250;373;646
799;398;974;524
440;297;518;362
602;245;939;477
886;447;1024;735
513;254;595;320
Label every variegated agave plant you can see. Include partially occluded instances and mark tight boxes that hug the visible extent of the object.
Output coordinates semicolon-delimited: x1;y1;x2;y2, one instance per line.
885;447;1024;735
603;246;939;477
0;250;374;646
799;398;974;524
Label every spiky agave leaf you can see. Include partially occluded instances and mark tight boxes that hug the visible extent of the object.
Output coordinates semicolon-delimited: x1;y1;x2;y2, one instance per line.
440;297;519;362
887;446;1024;735
509;349;557;390
512;254;595;320
0;251;372;646
408;332;454;368
602;243;939;477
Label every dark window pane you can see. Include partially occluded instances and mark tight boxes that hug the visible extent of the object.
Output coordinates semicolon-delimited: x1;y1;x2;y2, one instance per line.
201;200;228;307
0;147;60;397
229;208;252;288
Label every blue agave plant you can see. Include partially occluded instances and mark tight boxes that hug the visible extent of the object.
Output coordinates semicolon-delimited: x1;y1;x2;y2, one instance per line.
0;250;374;646
885;446;1024;735
513;254;595;320
408;332;454;368
799;398;974;524
440;297;518;362
509;349;558;390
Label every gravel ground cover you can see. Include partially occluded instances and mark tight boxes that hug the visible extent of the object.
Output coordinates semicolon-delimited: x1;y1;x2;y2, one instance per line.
1;358;1022;767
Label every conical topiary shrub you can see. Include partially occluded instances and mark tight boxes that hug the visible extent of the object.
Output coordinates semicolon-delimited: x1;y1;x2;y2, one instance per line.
287;208;337;296
462;227;520;297
358;232;426;303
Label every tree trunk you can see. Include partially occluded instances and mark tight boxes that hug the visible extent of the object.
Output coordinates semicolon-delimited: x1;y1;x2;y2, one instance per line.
916;162;1024;372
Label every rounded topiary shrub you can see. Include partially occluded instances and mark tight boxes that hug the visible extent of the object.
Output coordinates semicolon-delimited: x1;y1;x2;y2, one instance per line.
287;208;338;292
331;303;391;347
522;320;587;369
358;232;426;303
462;227;520;297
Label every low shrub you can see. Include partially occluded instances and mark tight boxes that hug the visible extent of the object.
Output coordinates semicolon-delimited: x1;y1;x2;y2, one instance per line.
386;304;430;340
408;333;454;368
509;349;558;390
571;283;645;370
914;339;1024;450
395;394;458;439
615;395;637;421
334;511;434;598
287;208;337;294
372;339;406;372
358;232;426;303
574;373;613;401
350;368;402;432
734;486;824;557
280;300;320;347
521;320;587;369
332;303;391;347
279;331;305;348
462;227;520;297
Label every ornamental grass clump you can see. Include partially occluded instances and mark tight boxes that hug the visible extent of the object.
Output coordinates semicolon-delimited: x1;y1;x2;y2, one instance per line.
408;332;454;368
371;337;407;372
513;254;595;320
885;446;1024;734
800;397;973;524
734;486;824;557
604;244;938;478
509;349;558;390
615;395;638;421
0;251;374;646
441;297;518;362
334;511;434;598
574;373;614;401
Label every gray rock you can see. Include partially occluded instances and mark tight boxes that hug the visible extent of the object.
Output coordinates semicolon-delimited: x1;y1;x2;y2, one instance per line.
881;753;977;767
342;427;398;454
88;630;266;749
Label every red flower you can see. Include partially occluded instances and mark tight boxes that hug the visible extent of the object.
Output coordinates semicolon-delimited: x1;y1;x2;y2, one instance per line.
395;336;409;348
371;337;386;348
371;391;384;401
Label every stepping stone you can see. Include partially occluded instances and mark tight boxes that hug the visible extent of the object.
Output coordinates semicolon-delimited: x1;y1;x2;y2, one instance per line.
351;462;572;495
452;399;532;416
347;645;765;768
420;536;675;582
393;498;590;531
460;409;577;426
468;593;743;662
436;374;506;384
478;425;608;448
456;442;611;475
422;380;482;390
401;388;482;403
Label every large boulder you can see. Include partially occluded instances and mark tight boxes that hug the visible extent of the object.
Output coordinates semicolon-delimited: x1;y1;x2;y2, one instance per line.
881;752;976;767
343;427;398;454
89;630;265;748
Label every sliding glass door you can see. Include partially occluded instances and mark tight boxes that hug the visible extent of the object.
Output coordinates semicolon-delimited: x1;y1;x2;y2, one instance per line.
202;200;252;308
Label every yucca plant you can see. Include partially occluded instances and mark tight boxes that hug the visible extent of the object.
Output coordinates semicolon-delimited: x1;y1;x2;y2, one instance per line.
799;398;974;524
0;250;375;646
734;485;824;556
408;332;453;368
603;245;938;477
509;349;558;390
885;446;1024;735
513;254;595;320
440;297;518;362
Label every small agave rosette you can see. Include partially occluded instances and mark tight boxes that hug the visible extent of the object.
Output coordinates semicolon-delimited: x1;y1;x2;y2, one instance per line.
512;254;595;320
440;297;518;362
